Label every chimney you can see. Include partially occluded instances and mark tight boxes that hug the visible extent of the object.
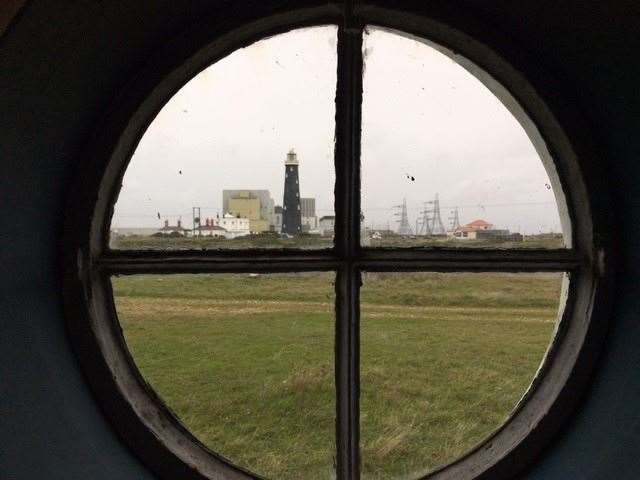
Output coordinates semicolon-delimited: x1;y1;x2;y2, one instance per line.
164;220;168;227
177;220;181;228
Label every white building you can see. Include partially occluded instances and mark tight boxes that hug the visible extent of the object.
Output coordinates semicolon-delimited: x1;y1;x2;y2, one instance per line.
194;219;228;238
209;214;250;239
301;215;318;233
273;206;283;233
319;215;335;237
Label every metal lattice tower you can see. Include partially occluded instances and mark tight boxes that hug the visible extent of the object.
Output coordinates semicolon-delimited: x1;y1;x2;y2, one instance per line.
448;207;461;232
431;194;446;235
417;201;434;236
417;194;446;235
393;198;413;236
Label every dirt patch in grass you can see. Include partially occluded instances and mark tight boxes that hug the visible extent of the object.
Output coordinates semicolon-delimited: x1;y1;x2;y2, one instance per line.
116;296;558;324
115;297;333;317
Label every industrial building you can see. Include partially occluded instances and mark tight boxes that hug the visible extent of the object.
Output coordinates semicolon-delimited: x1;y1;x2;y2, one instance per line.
222;189;275;233
301;197;315;218
300;197;318;232
225;191;270;233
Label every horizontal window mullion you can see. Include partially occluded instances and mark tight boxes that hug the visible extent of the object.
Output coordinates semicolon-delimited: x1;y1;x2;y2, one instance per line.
95;248;582;274
357;248;582;272
94;251;342;274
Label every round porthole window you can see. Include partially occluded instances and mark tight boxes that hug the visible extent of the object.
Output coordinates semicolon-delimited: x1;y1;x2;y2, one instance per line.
62;4;611;480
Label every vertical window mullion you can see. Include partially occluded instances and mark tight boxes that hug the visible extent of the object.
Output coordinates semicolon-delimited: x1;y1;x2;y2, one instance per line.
334;20;363;257
335;5;364;479
335;266;361;480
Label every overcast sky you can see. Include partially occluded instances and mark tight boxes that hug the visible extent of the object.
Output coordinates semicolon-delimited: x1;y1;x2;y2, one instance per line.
113;26;562;235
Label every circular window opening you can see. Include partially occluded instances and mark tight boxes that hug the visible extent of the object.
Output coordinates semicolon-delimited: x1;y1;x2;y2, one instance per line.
63;6;609;480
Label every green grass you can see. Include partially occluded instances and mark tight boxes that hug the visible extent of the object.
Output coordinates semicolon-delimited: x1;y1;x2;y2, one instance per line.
113;272;563;479
110;234;333;250
110;233;563;250
368;235;564;249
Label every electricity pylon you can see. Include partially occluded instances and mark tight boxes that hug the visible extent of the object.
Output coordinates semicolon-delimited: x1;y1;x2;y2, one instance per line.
431;194;446;235
418;194;446;235
448;207;461;232
393;198;413;236
417;201;434;236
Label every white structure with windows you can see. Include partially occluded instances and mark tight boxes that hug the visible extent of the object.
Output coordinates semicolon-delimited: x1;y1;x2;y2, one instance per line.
210;214;250;239
319;215;335;236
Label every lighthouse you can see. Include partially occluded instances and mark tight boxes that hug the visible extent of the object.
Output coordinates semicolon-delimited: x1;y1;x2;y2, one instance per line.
281;149;302;235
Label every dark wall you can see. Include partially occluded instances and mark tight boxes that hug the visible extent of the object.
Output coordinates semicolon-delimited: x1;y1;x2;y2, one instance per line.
1;1;638;479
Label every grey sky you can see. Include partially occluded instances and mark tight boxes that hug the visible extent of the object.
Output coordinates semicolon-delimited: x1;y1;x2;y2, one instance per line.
113;26;562;235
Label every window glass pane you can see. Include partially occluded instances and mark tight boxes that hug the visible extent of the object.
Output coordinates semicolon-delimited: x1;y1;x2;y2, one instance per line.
361;27;567;249
112;272;336;479
360;272;566;478
110;26;337;250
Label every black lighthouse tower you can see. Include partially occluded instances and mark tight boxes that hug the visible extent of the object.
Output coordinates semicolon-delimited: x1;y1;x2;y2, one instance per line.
282;149;302;235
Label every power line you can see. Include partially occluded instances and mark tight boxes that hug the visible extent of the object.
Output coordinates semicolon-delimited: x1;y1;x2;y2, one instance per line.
363;200;557;211
115;201;557;219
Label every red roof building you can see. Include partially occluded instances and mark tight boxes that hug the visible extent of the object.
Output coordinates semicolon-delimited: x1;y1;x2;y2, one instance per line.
465;219;493;230
450;219;494;239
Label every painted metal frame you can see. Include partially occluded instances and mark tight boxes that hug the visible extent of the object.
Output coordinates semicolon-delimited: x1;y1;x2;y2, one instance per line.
61;2;613;480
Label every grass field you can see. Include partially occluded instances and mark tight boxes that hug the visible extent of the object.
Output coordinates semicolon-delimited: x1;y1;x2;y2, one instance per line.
110;233;334;250
368;235;564;249
110;233;563;250
112;272;564;479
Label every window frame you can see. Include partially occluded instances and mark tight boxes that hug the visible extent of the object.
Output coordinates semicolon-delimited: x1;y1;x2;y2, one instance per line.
61;3;613;480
